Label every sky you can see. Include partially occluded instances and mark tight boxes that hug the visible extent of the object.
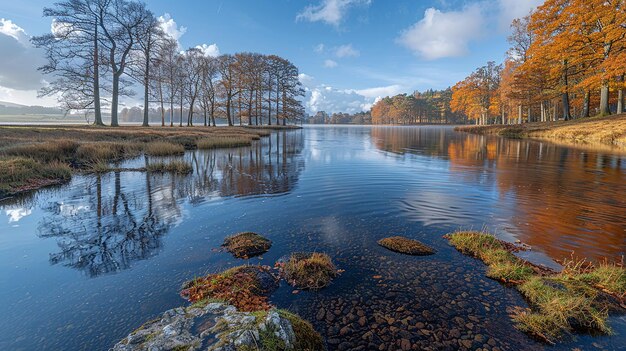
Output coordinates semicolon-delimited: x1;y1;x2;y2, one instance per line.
0;0;544;114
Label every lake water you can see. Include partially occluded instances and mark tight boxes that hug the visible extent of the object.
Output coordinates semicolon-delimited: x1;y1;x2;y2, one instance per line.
0;126;624;350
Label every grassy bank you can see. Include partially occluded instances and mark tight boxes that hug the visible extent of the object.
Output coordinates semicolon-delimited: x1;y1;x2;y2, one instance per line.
0;125;296;199
455;114;626;149
446;231;625;344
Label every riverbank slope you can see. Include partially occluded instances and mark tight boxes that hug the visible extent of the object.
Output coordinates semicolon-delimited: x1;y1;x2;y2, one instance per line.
455;114;626;149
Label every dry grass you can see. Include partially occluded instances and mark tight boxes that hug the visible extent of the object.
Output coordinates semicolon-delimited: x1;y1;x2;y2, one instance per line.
180;265;278;312
144;141;185;156
0;125;274;198
446;231;625;344
283;252;337;290
222;232;272;259
378;236;435;255
197;136;253;149
0;157;71;197
455;114;626;150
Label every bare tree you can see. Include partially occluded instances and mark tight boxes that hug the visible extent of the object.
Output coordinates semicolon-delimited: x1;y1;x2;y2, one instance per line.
98;0;150;126
33;0;106;125
217;54;241;126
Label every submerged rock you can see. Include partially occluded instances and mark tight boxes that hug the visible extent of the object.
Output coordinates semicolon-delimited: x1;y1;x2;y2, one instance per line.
111;302;325;351
378;236;435;256
222;232;272;258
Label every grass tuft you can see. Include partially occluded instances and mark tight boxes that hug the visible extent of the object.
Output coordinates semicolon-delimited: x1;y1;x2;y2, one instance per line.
196;136;253;149
0;157;71;197
144;141;185;156
446;231;624;344
222;232;272;259
378;236;435;255
283;252;337;290
180;265;278;312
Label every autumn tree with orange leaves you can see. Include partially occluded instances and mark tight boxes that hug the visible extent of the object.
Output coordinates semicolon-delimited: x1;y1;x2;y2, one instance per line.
452;0;626;125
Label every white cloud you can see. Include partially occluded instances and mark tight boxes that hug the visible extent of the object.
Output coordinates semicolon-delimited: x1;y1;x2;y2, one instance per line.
0;18;46;91
397;5;484;60
296;0;371;26
351;85;404;99
0;18;29;45
324;59;338;68
335;44;359;58
314;43;325;53
300;77;402;115
298;73;315;85
497;0;543;29
195;43;220;57
158;13;187;41
305;85;372;114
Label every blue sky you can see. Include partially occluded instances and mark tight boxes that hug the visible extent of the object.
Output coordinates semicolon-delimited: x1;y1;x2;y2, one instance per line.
0;0;543;113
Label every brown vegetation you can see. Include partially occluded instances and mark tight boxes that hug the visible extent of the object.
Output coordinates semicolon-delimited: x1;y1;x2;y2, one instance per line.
455;114;626;149
222;232;272;259
282;253;337;290
180;265;278;312
0;125;275;198
378;236;435;256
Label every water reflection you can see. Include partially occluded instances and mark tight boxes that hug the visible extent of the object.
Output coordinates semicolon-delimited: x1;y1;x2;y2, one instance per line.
371;127;626;262
8;130;305;277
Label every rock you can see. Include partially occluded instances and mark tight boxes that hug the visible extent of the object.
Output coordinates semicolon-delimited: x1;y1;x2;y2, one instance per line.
111;302;322;351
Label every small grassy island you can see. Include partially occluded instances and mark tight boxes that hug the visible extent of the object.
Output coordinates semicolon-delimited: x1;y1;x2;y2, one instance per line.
378;236;436;256
223;232;273;259
446;231;625;344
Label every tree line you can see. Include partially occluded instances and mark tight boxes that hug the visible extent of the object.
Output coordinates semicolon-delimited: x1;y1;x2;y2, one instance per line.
451;0;626;125
32;0;305;127
370;89;466;124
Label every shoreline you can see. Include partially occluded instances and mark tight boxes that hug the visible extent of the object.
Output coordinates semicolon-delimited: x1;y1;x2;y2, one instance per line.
454;114;626;151
0;125;300;200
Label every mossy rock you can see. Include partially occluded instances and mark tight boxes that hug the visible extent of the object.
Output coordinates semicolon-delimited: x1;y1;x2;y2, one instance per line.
283;252;337;290
223;232;272;259
378;236;435;256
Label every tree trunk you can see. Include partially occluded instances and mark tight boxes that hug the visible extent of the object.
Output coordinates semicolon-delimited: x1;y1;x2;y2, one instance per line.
617;89;624;114
267;89;272;126
93;20;103;126
518;105;522;124
561;93;571;120
170;99;174;127
582;90;590;118
111;73;120;127
142;37;151;127
159;88;165;127
226;97;233;126
600;83;611;116
211;103;216;127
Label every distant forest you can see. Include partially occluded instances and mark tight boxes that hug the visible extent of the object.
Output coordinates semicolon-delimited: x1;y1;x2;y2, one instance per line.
0;103;65;116
306;88;467;125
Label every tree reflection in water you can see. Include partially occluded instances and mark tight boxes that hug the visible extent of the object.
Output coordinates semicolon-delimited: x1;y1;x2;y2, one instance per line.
36;130;304;277
371;127;625;262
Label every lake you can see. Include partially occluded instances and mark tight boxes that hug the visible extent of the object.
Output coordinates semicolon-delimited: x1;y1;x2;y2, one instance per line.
0;126;624;350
